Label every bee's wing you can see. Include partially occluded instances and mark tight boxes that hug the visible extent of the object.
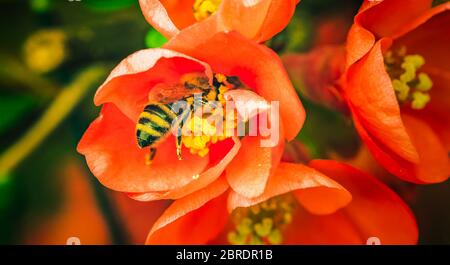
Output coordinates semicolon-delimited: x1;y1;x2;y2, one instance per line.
148;83;204;104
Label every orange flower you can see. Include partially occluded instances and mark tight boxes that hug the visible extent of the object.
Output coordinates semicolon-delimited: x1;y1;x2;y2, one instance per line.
146;160;418;245
342;0;450;183
77;31;304;201
139;0;300;42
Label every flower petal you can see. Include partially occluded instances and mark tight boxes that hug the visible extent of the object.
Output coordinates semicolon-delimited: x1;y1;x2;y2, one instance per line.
139;0;195;38
257;0;300;42
402;114;450;183
218;0;273;41
166;31;305;140
129;137;241;200
216;0;299;42
146;177;229;244
140;0;299;42
283;209;364;244
356;0;432;39
346;22;376;68
225;136;273;198
94;48;211;121
224;89;271;122
227;162;352;215
306;160;418;245
345;39;419;163
77;104;209;193
351;110;418;182
346;0;436;67
392;2;450;40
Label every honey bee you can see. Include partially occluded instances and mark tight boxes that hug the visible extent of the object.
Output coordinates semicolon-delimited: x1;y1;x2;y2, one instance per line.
136;73;244;164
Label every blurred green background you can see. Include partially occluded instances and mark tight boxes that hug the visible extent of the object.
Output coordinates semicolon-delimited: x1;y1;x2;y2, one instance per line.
0;0;448;244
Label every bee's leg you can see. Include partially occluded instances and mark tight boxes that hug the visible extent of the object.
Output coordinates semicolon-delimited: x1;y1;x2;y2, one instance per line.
145;148;157;165
176;126;183;160
175;107;191;161
175;113;186;161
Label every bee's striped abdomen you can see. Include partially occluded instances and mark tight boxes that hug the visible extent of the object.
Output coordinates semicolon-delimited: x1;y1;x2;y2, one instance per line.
136;103;176;148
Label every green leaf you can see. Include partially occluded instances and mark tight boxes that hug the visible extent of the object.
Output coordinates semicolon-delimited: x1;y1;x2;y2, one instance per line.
84;0;137;12
30;0;51;13
145;29;168;48
0;94;36;135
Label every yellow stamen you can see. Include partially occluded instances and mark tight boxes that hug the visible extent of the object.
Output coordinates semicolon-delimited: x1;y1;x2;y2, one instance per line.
411;91;430;110
228;195;296;245
416;73;433;91
181;115;224;157
400;61;417;83
193;0;222;22
384;46;433;110
392;79;410;101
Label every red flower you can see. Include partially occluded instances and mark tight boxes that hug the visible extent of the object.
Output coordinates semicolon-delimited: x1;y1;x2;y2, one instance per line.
342;0;450;183
77;31;304;201
146;160;417;245
139;0;300;42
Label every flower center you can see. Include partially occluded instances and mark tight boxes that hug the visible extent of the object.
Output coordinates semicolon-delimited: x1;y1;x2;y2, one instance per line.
181;74;241;158
228;195;296;245
193;0;222;21
384;46;433;110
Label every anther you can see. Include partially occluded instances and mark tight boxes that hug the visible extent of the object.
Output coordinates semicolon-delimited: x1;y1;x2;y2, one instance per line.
384;46;433;110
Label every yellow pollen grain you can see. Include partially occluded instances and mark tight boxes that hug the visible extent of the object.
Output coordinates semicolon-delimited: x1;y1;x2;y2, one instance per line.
215;73;227;83
193;0;222;22
182;116;221;157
